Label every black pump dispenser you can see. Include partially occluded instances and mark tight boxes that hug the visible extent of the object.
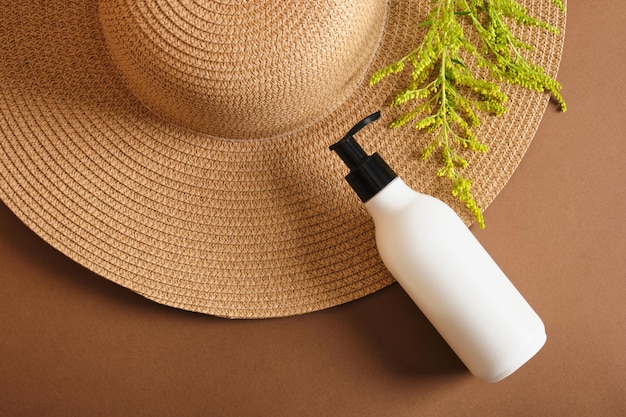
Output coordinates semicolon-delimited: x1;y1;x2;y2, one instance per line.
330;111;397;202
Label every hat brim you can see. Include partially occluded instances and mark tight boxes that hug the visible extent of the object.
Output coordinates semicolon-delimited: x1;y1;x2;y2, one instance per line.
0;0;565;318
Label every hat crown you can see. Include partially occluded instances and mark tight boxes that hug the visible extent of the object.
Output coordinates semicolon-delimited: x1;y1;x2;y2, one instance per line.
99;0;387;139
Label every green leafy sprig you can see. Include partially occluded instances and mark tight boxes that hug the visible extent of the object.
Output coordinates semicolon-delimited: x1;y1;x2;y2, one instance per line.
371;0;566;228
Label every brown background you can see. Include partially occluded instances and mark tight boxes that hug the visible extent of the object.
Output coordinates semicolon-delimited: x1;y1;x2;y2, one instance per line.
1;2;624;416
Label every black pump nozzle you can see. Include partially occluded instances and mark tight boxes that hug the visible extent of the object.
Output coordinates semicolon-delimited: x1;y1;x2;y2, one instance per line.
330;111;397;202
329;112;380;170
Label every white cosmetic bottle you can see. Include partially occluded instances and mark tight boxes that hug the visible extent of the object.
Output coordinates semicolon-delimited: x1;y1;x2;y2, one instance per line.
330;112;546;382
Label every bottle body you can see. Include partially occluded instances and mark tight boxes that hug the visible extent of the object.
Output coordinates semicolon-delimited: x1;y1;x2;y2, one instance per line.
366;178;546;382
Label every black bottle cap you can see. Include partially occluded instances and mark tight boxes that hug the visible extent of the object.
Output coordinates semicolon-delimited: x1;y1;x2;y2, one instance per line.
329;111;397;202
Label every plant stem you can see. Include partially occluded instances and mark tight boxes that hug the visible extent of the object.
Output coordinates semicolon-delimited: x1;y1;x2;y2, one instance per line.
370;0;565;227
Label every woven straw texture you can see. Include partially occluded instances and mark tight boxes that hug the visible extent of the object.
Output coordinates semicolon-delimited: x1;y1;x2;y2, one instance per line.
0;0;565;318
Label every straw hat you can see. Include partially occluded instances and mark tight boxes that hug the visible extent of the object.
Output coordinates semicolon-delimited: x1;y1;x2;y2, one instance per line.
0;0;565;318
